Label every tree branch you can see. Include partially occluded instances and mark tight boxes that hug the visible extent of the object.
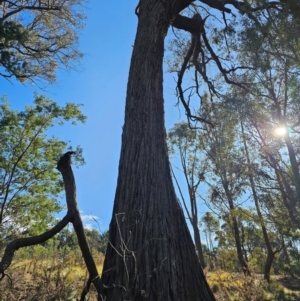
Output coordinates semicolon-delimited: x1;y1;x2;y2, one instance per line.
57;152;103;296
0;213;71;276
172;14;205;34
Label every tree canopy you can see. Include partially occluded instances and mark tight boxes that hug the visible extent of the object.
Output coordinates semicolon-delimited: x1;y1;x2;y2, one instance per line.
0;0;85;83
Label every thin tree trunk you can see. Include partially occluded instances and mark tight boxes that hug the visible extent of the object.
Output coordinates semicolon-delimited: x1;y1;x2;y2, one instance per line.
264;251;275;282
190;182;206;268
192;218;206;268
171;166;206;268
282;240;291;266
101;1;215;300
224;183;251;276
240;225;249;263
231;214;251;276
240;122;274;281
0;152;103;298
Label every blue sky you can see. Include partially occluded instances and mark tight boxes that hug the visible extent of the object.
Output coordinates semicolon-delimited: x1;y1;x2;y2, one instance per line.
1;1;193;231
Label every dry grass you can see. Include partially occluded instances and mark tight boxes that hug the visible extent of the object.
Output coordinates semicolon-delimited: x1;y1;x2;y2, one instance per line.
0;249;105;301
207;271;300;301
2;252;300;301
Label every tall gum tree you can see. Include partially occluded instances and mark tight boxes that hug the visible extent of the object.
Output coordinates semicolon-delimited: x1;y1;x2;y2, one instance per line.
101;0;298;299
101;1;215;300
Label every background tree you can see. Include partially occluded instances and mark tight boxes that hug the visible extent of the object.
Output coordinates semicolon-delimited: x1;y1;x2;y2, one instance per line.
0;0;85;83
168;121;207;268
85;229;109;254
237;106;284;281
201;212;219;254
200;212;219;268
203;104;251;275
0;94;85;252
56;227;108;254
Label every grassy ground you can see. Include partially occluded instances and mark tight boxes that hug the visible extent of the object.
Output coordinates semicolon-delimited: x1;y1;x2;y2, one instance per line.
0;250;105;301
207;271;300;301
1;253;300;300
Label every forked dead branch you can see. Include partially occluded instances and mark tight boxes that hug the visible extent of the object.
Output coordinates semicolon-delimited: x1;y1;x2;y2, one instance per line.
0;152;102;299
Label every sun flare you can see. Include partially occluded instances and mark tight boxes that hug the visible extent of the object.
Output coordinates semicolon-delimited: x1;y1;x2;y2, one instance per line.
274;127;287;136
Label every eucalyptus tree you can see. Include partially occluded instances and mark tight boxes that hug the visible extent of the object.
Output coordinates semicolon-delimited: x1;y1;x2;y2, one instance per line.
100;0;300;300
0;95;109;299
201;103;251;275
200;212;219;254
200;211;219;268
223;12;300;270
239;118;300;278
223;97;283;281
231;6;300;228
168;121;207;268
239;114;285;281
0;0;85;84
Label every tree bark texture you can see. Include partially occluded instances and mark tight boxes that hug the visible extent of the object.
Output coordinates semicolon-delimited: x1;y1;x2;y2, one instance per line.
101;1;215;300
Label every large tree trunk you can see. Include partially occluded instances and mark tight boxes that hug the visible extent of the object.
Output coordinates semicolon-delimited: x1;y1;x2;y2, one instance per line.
101;1;215;300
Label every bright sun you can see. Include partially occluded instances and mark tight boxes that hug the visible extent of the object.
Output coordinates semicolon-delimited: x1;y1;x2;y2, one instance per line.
274;127;287;136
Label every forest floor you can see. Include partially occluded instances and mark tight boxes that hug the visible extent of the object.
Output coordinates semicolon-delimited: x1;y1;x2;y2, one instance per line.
207;271;300;301
1;254;300;301
278;276;300;291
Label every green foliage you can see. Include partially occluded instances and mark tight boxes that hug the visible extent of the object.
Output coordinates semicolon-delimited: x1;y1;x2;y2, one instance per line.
167;0;300;278
0;94;86;250
201;212;219;257
0;21;27;78
0;0;86;83
55;228;108;255
85;229;109;254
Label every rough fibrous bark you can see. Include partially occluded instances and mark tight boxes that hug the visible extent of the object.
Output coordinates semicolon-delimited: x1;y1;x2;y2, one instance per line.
101;1;215;300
